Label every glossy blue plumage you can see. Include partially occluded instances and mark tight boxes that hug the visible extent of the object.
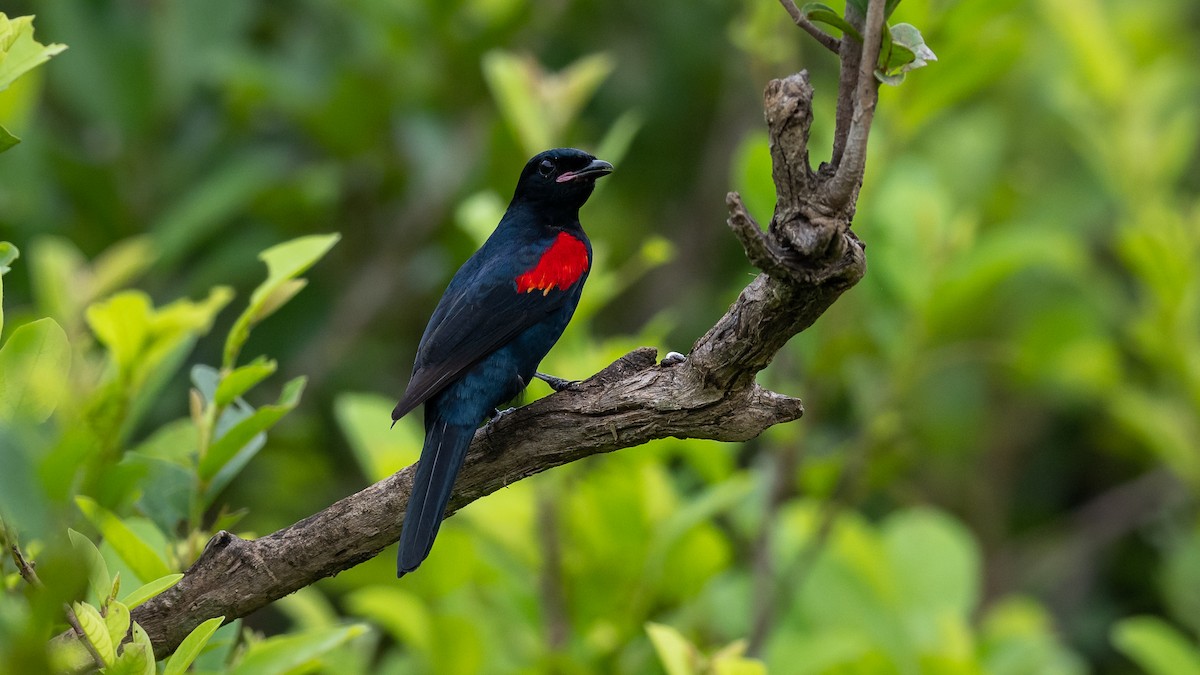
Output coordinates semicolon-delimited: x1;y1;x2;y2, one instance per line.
393;149;610;576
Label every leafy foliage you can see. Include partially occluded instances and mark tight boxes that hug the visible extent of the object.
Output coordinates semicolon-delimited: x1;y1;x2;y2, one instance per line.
1;1;1199;674
0;13;65;153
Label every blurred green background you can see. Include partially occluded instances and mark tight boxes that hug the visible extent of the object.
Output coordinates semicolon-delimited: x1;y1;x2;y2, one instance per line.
1;0;1199;673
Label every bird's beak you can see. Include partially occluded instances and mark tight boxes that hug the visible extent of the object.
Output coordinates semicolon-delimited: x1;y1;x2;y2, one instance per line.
556;159;614;183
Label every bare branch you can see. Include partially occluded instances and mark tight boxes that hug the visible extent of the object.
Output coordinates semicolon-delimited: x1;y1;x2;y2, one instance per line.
777;0;841;54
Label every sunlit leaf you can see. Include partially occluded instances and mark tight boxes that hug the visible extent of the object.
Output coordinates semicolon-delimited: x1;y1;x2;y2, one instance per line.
164;616;225;675
130;623;156;675
0;240;17;273
104;601;130;648
882;507;980;616
120;573;183;609
799;3;862;41
0;317;70;422
199;376;306;481
68;528;110;605
75;496;173;583
710;640;766;675
72;602;115;666
646;622;698;675
86;291;153;375
483;50;614;156
227;624;367;675
103;629;153;675
223;234;339;369
0;124;16;153
1112;616;1200;675
214;356;278;406
1;239;19;333
0;13;68;92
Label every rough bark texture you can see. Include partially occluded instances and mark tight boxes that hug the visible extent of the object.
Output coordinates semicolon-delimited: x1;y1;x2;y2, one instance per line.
129;1;886;659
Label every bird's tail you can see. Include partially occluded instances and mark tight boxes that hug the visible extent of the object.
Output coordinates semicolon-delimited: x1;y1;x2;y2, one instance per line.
397;417;476;576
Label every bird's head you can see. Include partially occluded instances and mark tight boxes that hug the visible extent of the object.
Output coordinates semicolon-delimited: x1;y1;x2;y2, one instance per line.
512;148;613;211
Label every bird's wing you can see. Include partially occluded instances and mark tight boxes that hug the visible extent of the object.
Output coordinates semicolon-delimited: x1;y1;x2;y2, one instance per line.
391;250;586;421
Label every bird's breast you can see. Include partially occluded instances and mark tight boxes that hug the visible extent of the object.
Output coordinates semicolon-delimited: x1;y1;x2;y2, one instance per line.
514;232;590;296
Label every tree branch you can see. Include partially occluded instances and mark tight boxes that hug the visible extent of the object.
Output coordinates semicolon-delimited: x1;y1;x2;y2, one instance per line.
826;0;886;209
777;0;841;54
127;4;882;659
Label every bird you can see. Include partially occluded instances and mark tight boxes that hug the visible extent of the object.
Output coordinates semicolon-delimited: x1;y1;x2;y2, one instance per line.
392;148;613;576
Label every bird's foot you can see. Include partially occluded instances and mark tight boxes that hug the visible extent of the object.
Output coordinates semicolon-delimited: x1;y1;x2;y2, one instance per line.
535;371;578;392
661;351;687;366
484;407;518;454
489;406;517;423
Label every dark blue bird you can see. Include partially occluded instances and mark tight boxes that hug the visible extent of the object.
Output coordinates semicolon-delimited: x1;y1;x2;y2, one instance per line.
392;148;612;576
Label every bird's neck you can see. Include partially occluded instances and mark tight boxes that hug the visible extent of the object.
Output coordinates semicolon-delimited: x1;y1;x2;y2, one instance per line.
505;200;585;235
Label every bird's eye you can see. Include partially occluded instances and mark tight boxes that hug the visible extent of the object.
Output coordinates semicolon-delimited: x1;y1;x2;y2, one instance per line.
538;159;555;177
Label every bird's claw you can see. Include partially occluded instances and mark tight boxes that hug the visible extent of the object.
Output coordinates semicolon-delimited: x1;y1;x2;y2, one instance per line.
489;406;517;424
661;351;687;366
535;371;578;392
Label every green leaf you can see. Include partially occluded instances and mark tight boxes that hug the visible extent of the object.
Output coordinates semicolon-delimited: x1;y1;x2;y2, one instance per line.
223;234;339;369
882;507;980;615
1112;617;1200;675
85;291;154;376
0;240;17;273
0;241;17;335
164;616;225;675
75;496;173;583
0;317;70;422
227;624;367;675
68;528;111;605
102;639;152;675
29;236;86;326
251;278;307;323
876;23;937;85
104;601;131;648
646;622;698;675
482;50;614;156
0;14;68;92
130;623;156;675
199;376;306;481
120;573;183;609
214;356;278;406
799;3;862;41
0;124;17;153
73;602;116;666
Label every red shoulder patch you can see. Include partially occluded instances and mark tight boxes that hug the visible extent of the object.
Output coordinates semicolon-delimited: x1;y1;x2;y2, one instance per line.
515;232;590;295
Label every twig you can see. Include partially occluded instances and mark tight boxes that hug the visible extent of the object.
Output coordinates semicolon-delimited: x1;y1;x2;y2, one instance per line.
1;519;43;589
825;0;886;209
777;0;841;54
